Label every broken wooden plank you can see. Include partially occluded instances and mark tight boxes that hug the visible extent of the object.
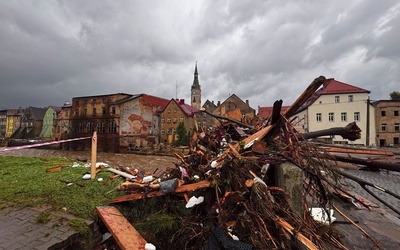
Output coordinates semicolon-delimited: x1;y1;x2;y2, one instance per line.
96;206;147;250
321;146;394;156
107;168;137;181
110;180;211;203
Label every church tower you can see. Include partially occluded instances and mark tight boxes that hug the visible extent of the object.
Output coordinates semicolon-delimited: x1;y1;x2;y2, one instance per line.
190;62;201;109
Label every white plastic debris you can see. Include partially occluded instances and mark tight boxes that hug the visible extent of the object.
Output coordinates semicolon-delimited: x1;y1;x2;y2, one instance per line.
72;162;80;168
309;208;336;225
142;175;154;183
186;196;205;208
231;234;239;241
97;178;103;182
82;173;91;180
145;243;156;250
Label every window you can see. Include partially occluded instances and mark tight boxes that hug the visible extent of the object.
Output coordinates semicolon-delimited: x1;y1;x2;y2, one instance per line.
354;112;360;121
180;117;184;122
84;108;87;115
341;112;347;122
394;137;399;145
86;122;94;133
161;118;165;123
381;111;386;116
102;107;106;115
381;123;387;132
168;109;171;114
78;123;84;133
335;96;340;103
316;113;322;122
108;122;117;133
97;122;105;133
173;128;176;134
173;117;177;123
395;110;399;116
93;108;96;115
348;95;353;102
167;118;171;123
112;107;116;115
167;128;172;134
161;129;164;134
395;123;400;132
174;109;177;113
328;112;334;122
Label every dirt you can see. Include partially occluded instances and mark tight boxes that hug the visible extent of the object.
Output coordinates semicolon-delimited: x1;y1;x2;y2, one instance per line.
0;148;177;173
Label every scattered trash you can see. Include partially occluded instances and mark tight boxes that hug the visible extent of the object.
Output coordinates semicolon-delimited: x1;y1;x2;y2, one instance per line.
46;166;63;172
82;173;91;180
145;243;156;250
185;196;204;208
309;208;337;225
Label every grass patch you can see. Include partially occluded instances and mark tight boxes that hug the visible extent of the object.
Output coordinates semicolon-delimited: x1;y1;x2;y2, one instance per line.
68;218;92;239
35;210;52;224
0;156;123;219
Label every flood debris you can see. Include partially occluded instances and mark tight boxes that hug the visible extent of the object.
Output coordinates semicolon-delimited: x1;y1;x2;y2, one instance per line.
96;76;399;250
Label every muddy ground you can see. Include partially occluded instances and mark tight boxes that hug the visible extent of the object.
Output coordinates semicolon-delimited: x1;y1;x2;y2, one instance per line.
0;148;177;173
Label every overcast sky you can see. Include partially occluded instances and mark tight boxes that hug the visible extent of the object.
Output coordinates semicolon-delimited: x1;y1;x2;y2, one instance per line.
1;1;399;111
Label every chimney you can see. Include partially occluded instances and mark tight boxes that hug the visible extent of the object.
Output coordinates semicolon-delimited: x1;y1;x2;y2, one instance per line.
246;100;249;106
217;101;221;106
179;99;185;105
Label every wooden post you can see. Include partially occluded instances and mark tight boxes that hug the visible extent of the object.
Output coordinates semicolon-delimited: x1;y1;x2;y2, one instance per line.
91;131;97;179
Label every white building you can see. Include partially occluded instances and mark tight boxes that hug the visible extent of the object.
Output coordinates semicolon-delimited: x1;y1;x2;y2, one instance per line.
294;78;375;146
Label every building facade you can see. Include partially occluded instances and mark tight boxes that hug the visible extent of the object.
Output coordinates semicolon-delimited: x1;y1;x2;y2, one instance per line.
196;100;217;130
160;99;199;144
53;102;72;143
294;78;375;146
111;94;169;151
373;100;400;147
212;94;256;127
39;106;61;139
69;93;133;152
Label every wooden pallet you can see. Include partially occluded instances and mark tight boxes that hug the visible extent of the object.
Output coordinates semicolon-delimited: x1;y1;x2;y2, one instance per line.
96;206;147;250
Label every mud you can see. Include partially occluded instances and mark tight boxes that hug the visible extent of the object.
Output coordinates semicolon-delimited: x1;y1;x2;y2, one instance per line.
0;148;176;173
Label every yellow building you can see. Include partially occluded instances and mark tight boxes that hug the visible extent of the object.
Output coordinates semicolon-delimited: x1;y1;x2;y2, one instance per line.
160;99;199;144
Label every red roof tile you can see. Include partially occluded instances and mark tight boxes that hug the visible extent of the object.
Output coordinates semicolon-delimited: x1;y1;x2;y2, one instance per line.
296;78;370;113
320;78;370;95
173;99;199;116
258;106;290;119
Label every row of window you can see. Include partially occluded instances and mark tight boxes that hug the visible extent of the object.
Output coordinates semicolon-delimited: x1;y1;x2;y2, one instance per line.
161;128;176;135
76;122;117;134
75;107;116;116
381;110;399;117
334;95;353;103
316;112;360;122
161;117;184;123
381;123;400;132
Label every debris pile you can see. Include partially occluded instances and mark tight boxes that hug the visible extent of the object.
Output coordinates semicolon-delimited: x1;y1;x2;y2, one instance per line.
100;76;399;250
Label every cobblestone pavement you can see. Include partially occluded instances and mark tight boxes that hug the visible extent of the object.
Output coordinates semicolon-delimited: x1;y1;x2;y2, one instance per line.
0;204;95;250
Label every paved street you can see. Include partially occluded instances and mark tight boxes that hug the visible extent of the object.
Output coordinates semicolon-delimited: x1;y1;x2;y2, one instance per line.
0;204;96;250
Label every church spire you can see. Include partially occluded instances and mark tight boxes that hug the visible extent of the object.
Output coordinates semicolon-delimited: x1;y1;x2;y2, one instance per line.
192;61;200;89
191;61;201;109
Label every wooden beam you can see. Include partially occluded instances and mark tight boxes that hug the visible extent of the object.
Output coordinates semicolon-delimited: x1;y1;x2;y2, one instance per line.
321;146;394;156
96;206;147;250
110;180;211;203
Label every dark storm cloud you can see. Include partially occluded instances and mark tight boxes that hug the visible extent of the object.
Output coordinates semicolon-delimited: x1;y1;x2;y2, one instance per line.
0;0;399;110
